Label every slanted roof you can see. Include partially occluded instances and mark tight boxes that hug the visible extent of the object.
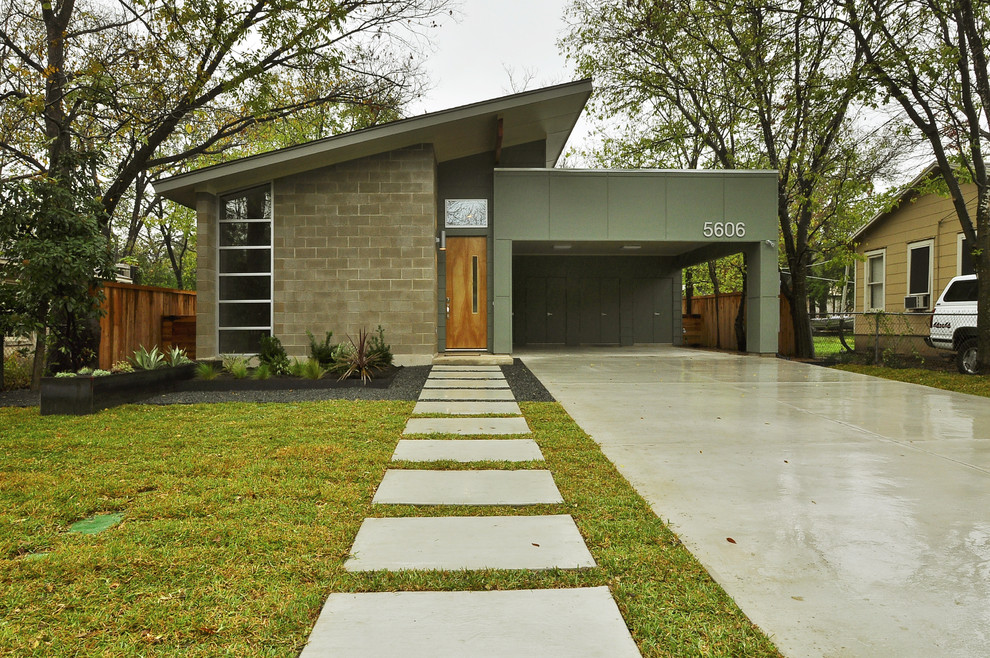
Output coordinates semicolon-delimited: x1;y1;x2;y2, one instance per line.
154;79;593;208
850;162;939;242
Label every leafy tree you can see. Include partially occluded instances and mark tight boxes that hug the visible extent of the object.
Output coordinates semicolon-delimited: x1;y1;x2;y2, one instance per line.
563;0;905;357
0;0;449;362
0;151;115;387
829;0;990;371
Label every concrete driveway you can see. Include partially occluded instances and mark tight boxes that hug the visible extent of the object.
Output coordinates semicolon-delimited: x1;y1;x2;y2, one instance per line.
520;346;990;657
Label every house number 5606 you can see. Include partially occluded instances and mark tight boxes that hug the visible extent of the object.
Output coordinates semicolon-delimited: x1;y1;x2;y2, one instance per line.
702;221;746;238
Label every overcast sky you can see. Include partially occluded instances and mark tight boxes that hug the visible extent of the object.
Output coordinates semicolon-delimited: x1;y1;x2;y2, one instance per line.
406;0;591;153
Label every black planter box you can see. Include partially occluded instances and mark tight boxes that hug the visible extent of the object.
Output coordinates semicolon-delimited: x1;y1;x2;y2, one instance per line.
40;364;197;416
177;365;400;392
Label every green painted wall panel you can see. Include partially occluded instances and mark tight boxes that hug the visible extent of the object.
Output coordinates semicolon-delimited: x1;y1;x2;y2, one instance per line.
665;175;725;241
607;175;666;240
724;175;777;237
549;174;608;240
494;172;549;240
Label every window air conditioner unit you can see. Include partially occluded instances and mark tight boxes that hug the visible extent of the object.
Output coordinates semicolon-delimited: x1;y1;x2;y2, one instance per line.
904;294;929;310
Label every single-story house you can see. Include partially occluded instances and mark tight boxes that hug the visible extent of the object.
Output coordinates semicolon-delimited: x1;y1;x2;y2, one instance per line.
852;163;978;314
153;79;780;365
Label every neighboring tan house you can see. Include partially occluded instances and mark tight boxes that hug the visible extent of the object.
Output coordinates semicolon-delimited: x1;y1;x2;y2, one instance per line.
852;164;977;315
153;80;781;365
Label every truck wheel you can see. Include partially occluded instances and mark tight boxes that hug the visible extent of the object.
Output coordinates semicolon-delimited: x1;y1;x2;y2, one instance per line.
956;339;978;374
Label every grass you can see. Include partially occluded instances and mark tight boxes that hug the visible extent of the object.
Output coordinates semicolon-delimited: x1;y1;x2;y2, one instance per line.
0;401;780;656
813;334;853;358
833;364;990;397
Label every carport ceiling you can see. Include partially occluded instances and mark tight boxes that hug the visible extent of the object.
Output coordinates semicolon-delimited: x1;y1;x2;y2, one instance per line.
513;241;703;257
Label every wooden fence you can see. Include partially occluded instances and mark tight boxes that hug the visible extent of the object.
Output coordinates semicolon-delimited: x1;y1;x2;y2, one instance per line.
682;293;795;355
99;282;196;369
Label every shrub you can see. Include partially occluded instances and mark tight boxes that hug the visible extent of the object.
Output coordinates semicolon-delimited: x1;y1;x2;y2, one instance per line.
307;330;335;366
334;329;380;384
367;325;393;368
130;345;165;370
92;369;111;377
258;335;290;375
288;357;306;377
225;357;250;379
300;358;325;380
195;362;220;380
111;360;134;373
54;371;77;378
76;366;93;375
253;363;272;380
2;354;32;390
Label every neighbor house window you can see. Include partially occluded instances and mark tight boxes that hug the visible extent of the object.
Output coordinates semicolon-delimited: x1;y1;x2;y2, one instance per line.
907;239;933;307
865;249;885;310
958;234;976;276
218;185;272;353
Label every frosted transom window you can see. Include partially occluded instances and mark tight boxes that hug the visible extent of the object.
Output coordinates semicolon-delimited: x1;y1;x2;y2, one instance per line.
445;199;488;228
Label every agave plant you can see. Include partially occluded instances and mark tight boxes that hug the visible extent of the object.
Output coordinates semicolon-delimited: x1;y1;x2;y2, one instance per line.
166;346;193;367
130;345;165;370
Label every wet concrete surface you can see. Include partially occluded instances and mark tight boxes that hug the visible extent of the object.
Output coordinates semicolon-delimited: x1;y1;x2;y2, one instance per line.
520;346;990;657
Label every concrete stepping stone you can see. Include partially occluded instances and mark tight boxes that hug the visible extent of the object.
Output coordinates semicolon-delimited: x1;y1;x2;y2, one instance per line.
412;401;522;416
404;416;529;435
392;439;543;462
300;586;641;657
345;515;594;571
372;469;562;505
432;365;503;372
419;388;516;401
423;379;509;389
428;371;506;379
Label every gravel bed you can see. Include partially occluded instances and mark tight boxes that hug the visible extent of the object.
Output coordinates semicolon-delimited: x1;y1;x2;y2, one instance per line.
501;358;555;402
0;388;39;408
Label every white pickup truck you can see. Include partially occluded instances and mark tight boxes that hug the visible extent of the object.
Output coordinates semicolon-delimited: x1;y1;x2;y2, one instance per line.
927;274;979;373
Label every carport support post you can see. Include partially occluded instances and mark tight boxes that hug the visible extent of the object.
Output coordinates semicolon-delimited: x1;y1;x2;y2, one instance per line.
745;241;780;354
493;238;513;354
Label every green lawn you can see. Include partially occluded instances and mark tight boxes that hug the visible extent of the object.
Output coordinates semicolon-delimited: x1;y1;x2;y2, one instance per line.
813;333;853;357
832;364;990;397
0;401;780;656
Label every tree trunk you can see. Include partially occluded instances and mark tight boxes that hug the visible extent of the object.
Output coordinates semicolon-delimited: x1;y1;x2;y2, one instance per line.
975;186;990;373
788;265;815;358
734;257;747;352
685;268;694;314
30;329;46;390
708;261;721;349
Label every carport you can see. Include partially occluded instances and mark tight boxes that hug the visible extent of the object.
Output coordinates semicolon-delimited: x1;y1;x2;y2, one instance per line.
492;169;780;353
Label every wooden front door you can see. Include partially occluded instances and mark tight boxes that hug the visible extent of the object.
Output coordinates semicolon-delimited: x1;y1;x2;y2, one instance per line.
446;237;487;349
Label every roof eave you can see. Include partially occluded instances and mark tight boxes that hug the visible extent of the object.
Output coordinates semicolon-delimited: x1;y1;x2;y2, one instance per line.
153;78;593;208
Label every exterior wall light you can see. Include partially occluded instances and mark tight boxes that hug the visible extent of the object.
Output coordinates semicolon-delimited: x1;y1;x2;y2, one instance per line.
437;230;446;251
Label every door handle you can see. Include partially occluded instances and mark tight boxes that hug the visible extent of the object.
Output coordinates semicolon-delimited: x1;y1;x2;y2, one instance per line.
547;312;553;317
446;296;450;317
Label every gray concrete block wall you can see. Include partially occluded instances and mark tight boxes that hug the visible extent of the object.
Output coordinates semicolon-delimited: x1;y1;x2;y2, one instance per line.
273;145;437;364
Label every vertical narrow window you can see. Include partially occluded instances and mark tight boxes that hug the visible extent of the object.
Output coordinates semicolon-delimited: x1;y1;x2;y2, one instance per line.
907;239;933;308
218;185;272;353
472;255;479;314
865;249;885;311
959;234;975;275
